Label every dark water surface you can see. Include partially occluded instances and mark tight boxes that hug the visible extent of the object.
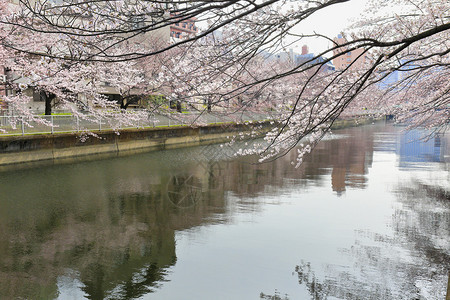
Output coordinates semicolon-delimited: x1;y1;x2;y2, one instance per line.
0;123;448;299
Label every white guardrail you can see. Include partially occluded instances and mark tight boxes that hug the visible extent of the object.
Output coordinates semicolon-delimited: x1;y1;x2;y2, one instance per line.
0;112;276;136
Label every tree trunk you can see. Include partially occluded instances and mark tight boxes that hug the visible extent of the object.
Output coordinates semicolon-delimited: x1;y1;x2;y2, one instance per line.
207;99;212;112
121;95;139;110
40;91;53;115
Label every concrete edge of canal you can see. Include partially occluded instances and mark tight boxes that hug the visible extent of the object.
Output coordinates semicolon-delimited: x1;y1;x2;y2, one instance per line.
0;117;382;169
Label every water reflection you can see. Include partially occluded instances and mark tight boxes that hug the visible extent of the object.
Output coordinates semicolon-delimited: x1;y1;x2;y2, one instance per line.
290;180;449;300
398;129;447;165
290;129;449;300
0;123;448;299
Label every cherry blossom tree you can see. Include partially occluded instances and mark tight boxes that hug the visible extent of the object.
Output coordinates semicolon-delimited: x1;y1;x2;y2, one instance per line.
1;0;448;162
0;0;171;132
342;0;449;133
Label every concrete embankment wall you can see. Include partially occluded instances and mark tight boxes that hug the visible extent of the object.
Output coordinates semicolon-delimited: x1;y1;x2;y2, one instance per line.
0;116;382;168
331;117;379;129
0;123;270;167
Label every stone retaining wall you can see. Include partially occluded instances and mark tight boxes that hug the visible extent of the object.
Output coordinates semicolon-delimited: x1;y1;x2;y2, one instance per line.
0;123;267;167
0;117;382;168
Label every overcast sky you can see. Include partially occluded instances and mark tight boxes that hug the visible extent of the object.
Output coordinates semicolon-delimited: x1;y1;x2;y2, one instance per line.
196;0;370;56
290;0;369;55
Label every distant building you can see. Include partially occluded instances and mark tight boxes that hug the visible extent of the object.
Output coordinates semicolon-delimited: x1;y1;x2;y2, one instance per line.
267;46;335;71
378;59;416;90
170;15;198;39
272;48;299;65
295;45;335;71
332;34;366;70
301;45;309;55
295;53;335;71
378;70;400;90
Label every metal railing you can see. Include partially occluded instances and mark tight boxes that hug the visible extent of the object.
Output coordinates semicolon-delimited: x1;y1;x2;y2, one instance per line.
0;111;276;136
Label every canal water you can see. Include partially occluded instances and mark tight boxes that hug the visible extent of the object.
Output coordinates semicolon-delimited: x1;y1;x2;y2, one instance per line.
0;123;448;300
